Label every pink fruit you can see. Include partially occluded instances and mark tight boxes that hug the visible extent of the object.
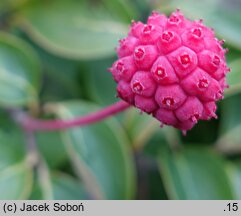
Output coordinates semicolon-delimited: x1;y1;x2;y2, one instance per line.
109;10;230;133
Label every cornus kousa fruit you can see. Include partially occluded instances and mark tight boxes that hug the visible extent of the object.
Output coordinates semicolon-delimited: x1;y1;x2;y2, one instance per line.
109;10;230;134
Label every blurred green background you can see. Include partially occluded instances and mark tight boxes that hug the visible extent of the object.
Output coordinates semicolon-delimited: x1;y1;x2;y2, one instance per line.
0;0;240;200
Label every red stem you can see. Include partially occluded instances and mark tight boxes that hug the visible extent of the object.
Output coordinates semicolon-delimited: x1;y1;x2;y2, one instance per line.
20;101;130;131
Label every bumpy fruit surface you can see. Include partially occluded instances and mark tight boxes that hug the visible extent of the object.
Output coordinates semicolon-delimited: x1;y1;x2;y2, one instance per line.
109;10;230;133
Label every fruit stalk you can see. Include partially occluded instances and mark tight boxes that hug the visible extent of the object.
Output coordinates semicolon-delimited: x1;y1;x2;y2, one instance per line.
11;101;130;131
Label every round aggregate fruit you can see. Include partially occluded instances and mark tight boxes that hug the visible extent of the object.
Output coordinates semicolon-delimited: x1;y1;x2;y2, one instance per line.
109;10;230;134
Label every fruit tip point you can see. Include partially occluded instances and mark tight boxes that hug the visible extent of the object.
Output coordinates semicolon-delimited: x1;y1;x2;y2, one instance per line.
152;10;160;15
212;113;218;119
190;115;198;123
219;39;225;44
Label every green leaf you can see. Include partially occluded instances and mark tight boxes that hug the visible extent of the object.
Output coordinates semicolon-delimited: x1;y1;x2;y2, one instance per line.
0;162;33;199
30;171;89;200
101;0;138;22
82;58;118;105
49;101;136;199
226;162;241;199
156;0;241;50
29;175;44;200
225;58;241;98
216;94;241;154
52;172;88;200
0;131;33;199
36;131;68;169
124;108;162;148
29;159;53;200
0;131;26;171
0;0;28;14
220;94;241;133
123;108;181;150
137;142;169;200
0;32;40;106
157;145;234;199
31;44;82;102
217;127;241;154
17;0;128;60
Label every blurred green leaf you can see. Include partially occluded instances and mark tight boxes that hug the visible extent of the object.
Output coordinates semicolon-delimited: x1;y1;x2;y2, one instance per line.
52;172;89;199
0;131;26;170
123;108;181;150
0;131;33;199
225;58;241;97
157;145;234;199
220;94;241;133
50;101;136;199
36;131;68;169
17;0;128;60
30;171;88;200
226;47;241;62
102;0;138;22
226;162;241;199
181;119;219;145
29;42;82;102
82;58;118;105
157;0;241;50
135;152;168;200
217;125;241;154
216;94;241;154
29;159;53;200
0;0;28;14
29;174;44;200
0;162;33;199
123;108;161;149
0;32;40;106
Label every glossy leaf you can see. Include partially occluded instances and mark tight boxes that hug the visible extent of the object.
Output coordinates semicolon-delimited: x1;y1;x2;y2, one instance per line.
123;108;180;150
216;94;241;154
135;155;168;199
0;131;33;199
0;0;28;14
0;162;33;199
0;131;26;171
30;171;88;200
33;45;82;102
36;131;68;169
225;58;241;98
29;176;44;200
157;145;234;199
82;58;118;105
50;101;136;199
226;162;241;199
52;172;89;199
124;108;163;149
0;32;40;106
29;159;53;200
18;0;128;60
101;0;138;22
